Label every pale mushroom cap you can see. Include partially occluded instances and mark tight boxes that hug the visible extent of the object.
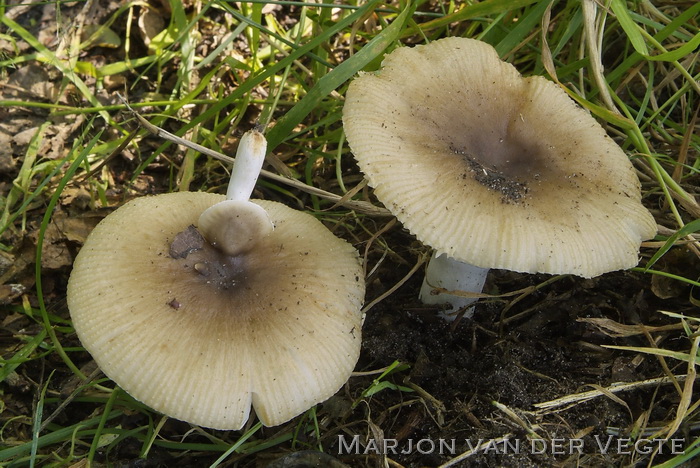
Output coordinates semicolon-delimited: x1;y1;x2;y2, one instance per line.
343;37;657;278
67;192;364;430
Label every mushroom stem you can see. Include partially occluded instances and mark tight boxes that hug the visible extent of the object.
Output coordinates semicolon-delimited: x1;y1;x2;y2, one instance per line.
227;129;267;202
418;253;489;320
197;129;273;256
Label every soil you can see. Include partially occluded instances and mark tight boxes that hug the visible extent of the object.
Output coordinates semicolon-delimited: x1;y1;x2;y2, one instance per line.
3;214;697;467
331;235;696;467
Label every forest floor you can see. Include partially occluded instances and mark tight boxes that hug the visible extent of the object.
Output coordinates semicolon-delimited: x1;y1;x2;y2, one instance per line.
1;1;699;467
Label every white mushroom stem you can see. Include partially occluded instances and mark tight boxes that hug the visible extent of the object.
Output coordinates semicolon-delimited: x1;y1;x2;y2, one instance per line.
226;129;267;201
418;253;489;321
198;129;273;256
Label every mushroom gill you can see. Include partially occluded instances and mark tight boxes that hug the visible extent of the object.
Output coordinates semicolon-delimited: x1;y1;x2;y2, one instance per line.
343;37;657;278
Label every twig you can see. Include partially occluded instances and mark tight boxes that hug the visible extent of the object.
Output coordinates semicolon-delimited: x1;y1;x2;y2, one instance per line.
534;374;688;411
437;434;515;468
117;95;392;217
361;252;427;314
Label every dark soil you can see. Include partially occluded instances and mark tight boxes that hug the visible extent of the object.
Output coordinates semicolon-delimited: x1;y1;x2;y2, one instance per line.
333;238;697;467
7;215;695;467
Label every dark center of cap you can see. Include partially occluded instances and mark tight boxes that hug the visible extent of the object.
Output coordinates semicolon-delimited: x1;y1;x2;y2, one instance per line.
169;225;248;291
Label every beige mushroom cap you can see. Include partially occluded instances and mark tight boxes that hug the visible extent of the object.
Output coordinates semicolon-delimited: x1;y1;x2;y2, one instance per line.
343;37;656;278
67;192;364;430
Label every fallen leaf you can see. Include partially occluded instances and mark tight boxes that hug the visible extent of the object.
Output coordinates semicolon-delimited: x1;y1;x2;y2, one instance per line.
138;6;166;47
2;63;54;100
13;126;40;146
0;283;26;304
650;248;698;299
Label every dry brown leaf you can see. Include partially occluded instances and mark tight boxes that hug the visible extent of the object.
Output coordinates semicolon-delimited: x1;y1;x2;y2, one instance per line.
13;126;40;146
26;209;101;270
650;248;698;299
2;63;54;100
53;210;103;245
138;7;166;47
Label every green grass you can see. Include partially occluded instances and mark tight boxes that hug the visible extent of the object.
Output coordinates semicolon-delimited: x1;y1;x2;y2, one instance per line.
1;0;699;466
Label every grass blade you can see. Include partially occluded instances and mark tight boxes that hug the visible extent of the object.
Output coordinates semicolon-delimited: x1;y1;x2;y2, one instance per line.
266;2;416;149
30;370;55;468
406;0;539;36
209;422;263;467
0;16;112;124
0;329;48;382
644;219;700;271
132;0;383;174
646;32;700;62
35;128;103;381
610;0;649;56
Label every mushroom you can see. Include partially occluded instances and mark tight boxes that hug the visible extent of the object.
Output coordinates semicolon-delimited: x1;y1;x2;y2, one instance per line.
342;37;656;319
67;130;365;429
